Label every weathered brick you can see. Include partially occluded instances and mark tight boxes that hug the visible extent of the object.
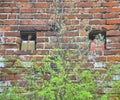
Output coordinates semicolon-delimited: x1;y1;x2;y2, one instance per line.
10;3;17;7
75;2;93;7
4;20;19;25
33;50;49;55
77;14;92;19
107;19;120;25
105;50;120;55
37;38;49;42
0;3;9;7
107;8;120;12
34;14;50;19
65;31;79;36
66;26;78;31
0;9;4;13
36;43;44;49
3;8;12;13
89;8;105;13
17;3;33;8
90;20;106;25
107;37;120;43
107;44;120;49
37;32;45;37
19;14;33;19
21;9;36;13
107;56;120;61
1;44;19;49
102;2;119;7
103;13;119;19
67;15;76;19
0;50;5;55
6;50;15;55
0;14;7;19
3;26;11;31
7;74;21;80
107;30;120;36
93;14;102;19
34;3;50;8
8;14;17;19
4;32;20;37
19;0;28;2
102;25;118;30
95;56;107;62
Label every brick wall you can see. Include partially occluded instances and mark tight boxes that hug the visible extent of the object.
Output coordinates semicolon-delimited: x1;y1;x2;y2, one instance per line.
0;0;120;90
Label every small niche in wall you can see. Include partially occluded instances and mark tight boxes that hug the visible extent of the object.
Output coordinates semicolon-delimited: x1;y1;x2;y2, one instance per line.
88;30;106;54
20;31;36;51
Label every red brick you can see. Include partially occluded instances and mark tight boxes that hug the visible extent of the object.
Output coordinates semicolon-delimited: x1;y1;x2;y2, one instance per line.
19;14;33;19
108;8;120;12
8;14;17;19
17;3;33;8
34;26;50;31
21;9;36;13
103;2;119;7
45;43;53;49
10;3;16;7
20;20;35;25
0;14;7;19
36;43;44;49
75;2;93;7
89;8;105;13
7;74;21;80
37;38;49;42
5;32;20;37
60;37;73;42
12;8;19;13
107;56;120;61
107;37;120;43
3;8;12;13
1;44;19;49
93;14;102;19
19;0;28;2
3;26;11;31
35;56;43;61
107;44;120;49
0;9;4;13
77;14;92;19
107;19;120;25
66;26;78;31
0;50;5;55
34;14;50;19
102;25;118;30
107;30;120;36
6;50;15;55
15;50;34;55
33;50;49;55
36;8;45;13
67;15;76;19
0;3;9;7
45;32;56;36
105;50;120;55
90;20;106;25
65;31;79;36
95;56;107;62
4;20;18;25
38;0;46;2
37;32;45;37
34;3;50;8
103;13;119;19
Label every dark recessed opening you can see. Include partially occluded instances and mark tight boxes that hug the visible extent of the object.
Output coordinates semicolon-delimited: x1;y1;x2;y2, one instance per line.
20;31;36;50
89;30;106;52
